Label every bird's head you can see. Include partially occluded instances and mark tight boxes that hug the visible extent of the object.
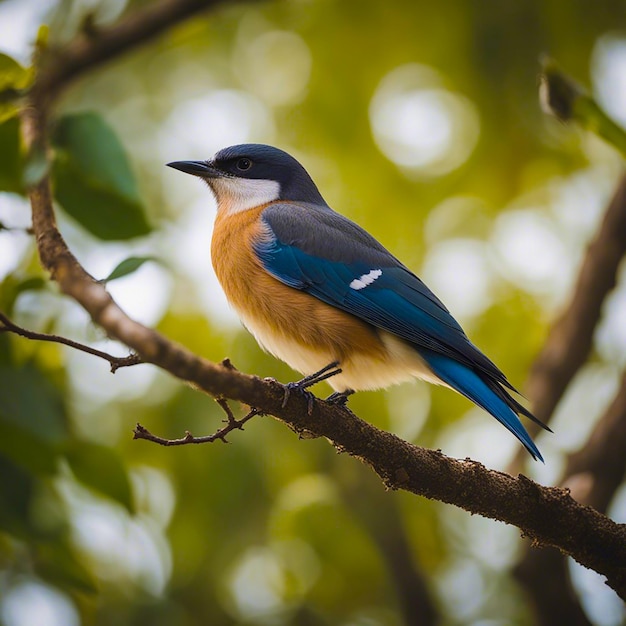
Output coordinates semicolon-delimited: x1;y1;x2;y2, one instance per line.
167;144;326;214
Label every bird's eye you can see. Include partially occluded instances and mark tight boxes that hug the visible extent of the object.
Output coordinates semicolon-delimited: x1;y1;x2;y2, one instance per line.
236;158;252;171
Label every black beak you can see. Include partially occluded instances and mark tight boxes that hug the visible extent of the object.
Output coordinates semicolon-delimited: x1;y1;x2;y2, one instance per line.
166;160;222;178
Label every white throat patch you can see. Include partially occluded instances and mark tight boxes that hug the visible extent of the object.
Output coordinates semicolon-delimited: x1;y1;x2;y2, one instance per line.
209;177;281;214
350;269;382;290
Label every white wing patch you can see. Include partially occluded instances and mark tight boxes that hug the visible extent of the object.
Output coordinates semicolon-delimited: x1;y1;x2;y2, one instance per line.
349;269;382;290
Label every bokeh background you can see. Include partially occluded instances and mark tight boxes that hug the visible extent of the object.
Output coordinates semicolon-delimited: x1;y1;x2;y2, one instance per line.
0;0;625;624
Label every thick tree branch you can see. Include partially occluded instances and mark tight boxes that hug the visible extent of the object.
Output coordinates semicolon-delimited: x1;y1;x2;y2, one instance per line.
515;551;592;626
21;102;626;594
514;371;626;622
16;0;626;601
0;310;142;372
33;0;235;104
508;176;626;621
507;78;626;619
508;173;626;478
525;174;626;432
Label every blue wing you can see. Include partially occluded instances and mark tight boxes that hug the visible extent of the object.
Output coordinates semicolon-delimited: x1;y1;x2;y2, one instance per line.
255;203;547;460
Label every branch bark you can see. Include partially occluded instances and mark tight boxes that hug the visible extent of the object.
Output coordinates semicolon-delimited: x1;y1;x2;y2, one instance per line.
15;0;626;603
133;399;261;445
0;310;142;372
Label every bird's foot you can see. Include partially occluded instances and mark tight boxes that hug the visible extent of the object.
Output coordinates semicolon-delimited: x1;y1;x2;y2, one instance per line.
282;383;317;415
325;389;354;406
281;361;342;415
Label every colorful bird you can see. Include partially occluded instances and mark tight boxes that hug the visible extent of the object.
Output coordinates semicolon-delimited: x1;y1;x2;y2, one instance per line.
168;144;549;460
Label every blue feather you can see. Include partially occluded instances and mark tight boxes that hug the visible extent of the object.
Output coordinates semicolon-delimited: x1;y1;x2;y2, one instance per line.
254;209;546;459
255;231;509;383
421;352;543;461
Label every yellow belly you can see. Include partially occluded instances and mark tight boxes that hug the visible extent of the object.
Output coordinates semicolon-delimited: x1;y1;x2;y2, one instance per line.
211;204;440;392
236;307;438;391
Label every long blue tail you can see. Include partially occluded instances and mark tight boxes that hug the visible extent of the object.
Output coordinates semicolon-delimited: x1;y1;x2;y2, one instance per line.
421;352;543;462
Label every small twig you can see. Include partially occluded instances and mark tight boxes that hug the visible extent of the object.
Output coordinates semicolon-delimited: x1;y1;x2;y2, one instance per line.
133;400;261;446
216;396;239;424
0;221;34;235
0;310;142;372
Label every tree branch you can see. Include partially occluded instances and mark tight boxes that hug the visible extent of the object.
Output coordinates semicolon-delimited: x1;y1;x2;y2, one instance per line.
0;221;33;234
33;0;237;104
515;550;592;626
514;371;626;621
133;399;260;445
0;310;142;372
563;370;626;513
22;117;626;594
506;72;626;620
509;173;626;474
16;0;626;601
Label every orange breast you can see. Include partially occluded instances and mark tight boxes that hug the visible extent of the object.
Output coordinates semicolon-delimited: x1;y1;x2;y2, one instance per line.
211;206;386;365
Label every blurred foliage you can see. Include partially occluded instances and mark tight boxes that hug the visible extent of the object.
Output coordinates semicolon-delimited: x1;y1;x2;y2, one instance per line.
541;57;626;156
0;52;32;123
51;112;151;240
0;0;625;625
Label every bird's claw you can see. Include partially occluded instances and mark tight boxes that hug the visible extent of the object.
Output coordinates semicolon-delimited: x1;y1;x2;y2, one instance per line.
325;389;354;406
280;361;342;416
282;381;316;415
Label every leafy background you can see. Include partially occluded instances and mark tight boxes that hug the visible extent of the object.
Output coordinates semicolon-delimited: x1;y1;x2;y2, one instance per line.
0;0;625;624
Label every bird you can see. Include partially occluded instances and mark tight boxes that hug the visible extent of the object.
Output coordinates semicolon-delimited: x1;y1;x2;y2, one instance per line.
167;144;550;461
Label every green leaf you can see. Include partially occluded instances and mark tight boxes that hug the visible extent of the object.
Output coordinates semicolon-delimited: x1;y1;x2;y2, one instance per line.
65;441;134;513
0;453;36;535
13;276;47;297
0;53;31;90
0;116;23;193
0;53;31;123
101;255;159;283
0;352;67;443
0;419;59;475
0;344;68;475
51;112;151;240
0;454;65;539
